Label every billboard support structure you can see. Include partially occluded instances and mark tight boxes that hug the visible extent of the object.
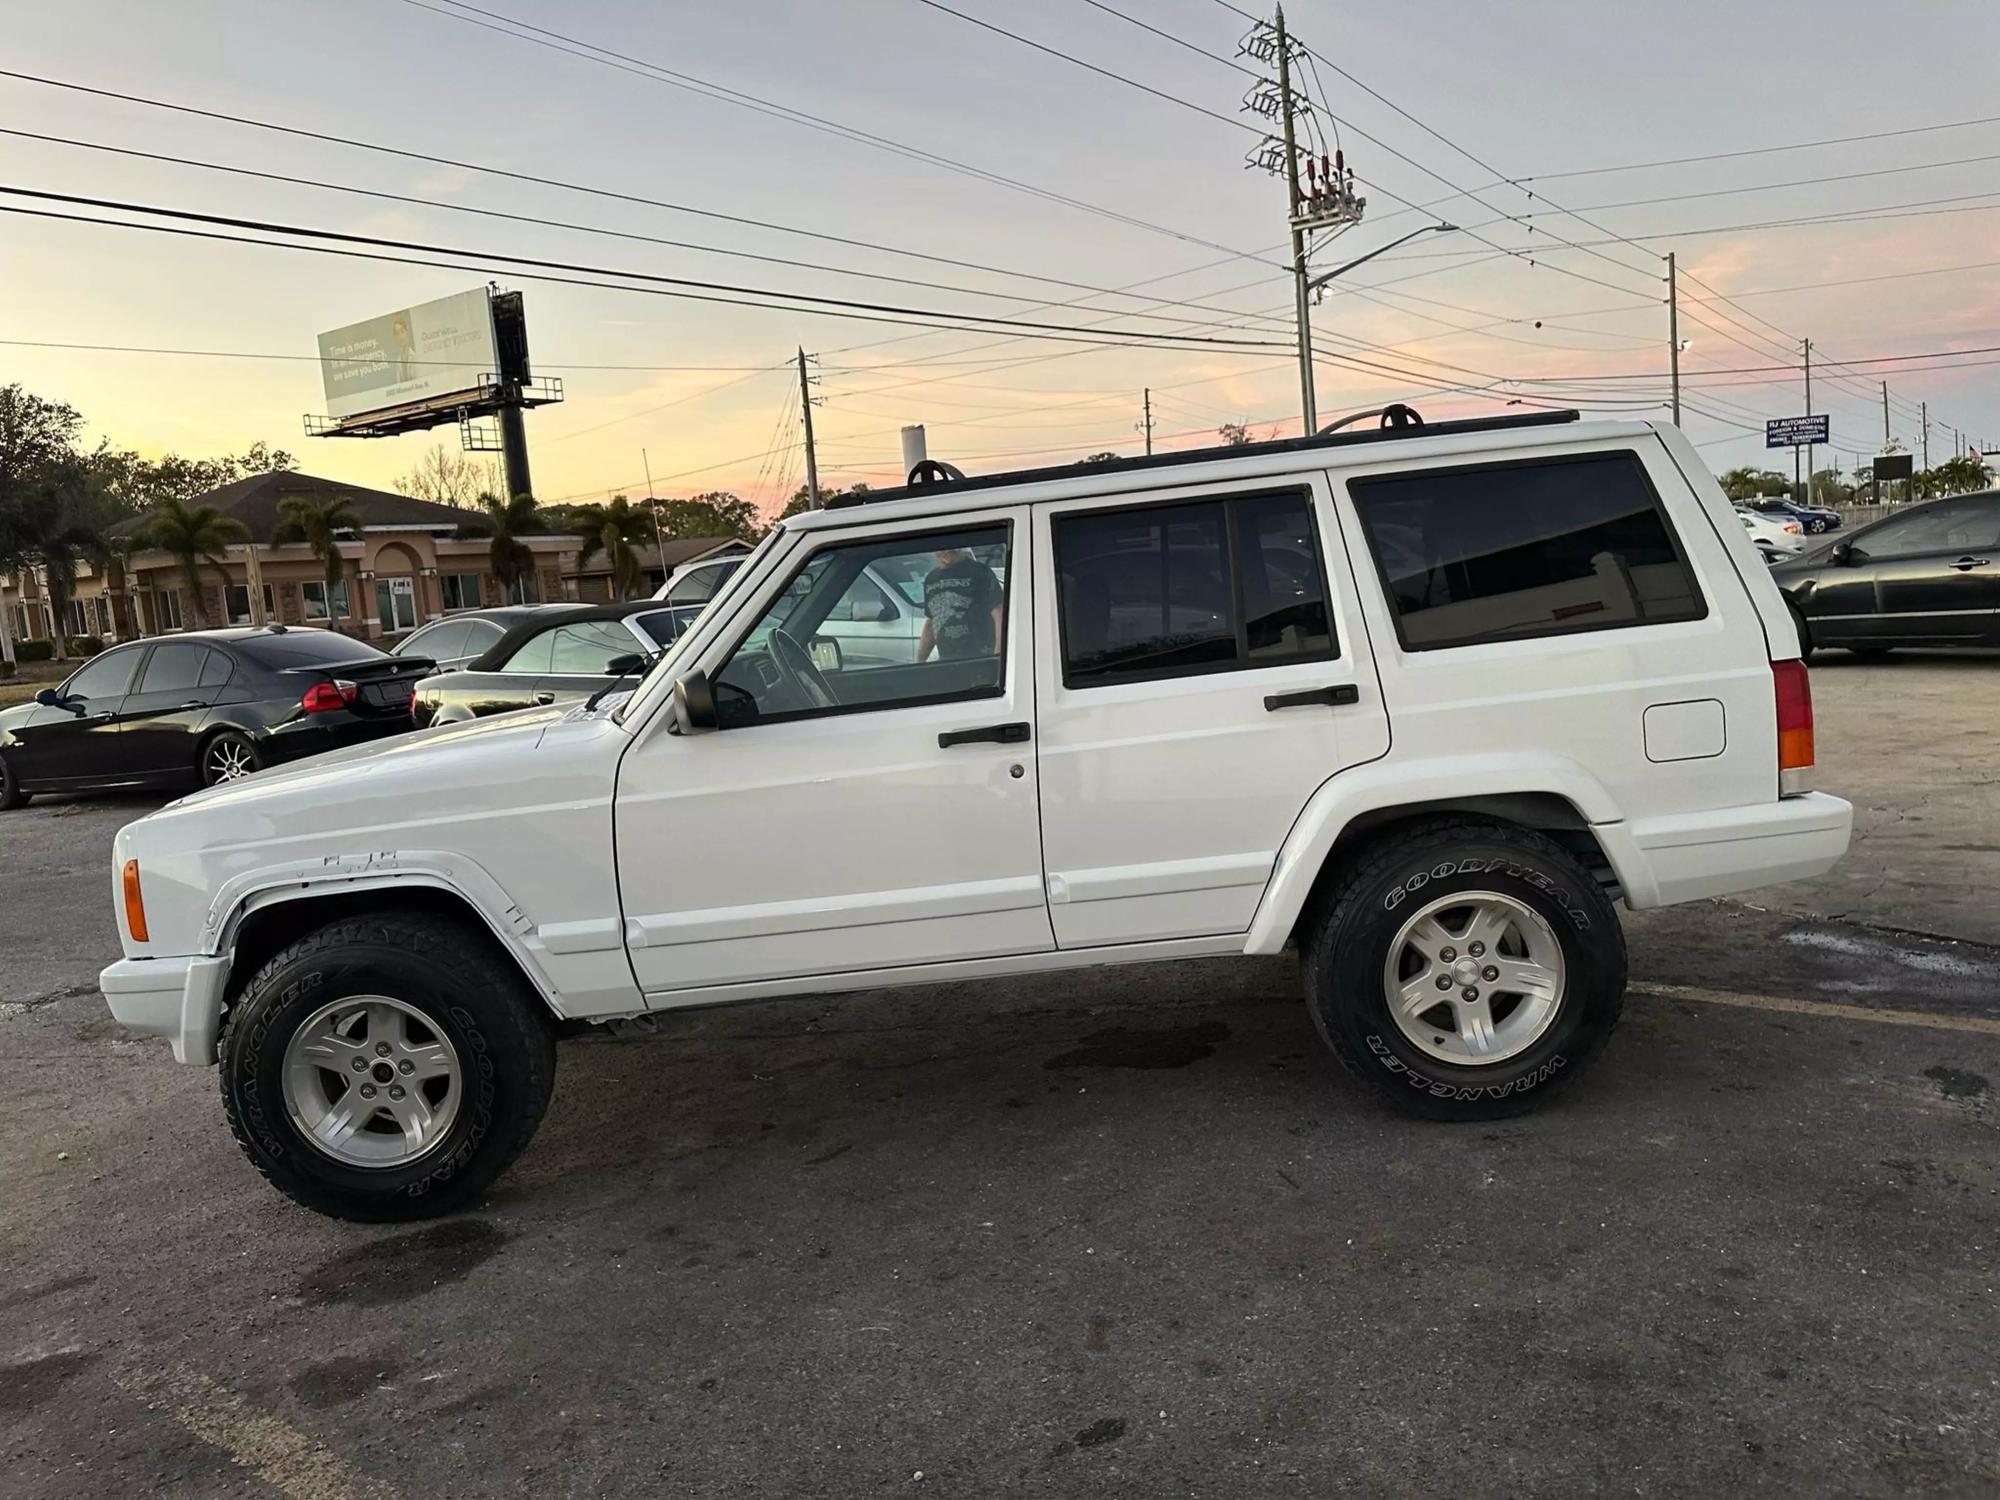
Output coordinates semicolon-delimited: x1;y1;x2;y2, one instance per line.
305;286;560;502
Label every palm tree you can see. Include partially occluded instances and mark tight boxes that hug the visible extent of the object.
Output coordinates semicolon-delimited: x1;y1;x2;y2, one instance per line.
273;495;360;631
142;496;249;630
571;495;648;600
457;492;541;604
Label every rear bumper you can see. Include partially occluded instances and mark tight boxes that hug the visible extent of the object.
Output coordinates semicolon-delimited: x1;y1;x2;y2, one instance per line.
98;954;229;1064
1602;792;1853;909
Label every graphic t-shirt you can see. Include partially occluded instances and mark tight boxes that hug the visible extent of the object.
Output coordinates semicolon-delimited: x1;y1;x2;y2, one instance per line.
923;557;1003;660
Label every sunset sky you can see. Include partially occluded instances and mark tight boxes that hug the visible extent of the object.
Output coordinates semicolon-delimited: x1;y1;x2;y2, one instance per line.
4;0;1997;515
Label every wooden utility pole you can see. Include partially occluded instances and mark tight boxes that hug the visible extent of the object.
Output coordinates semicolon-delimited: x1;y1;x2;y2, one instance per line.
797;348;821;508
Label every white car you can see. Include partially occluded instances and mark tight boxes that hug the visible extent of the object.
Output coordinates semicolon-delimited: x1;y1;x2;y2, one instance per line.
100;412;1852;1220
654;553;750;608
1736;506;1805;559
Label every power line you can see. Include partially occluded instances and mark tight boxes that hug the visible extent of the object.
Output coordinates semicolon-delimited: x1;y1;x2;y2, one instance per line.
1507;111;2000;185
0;127;1292;336
1509;150;2000;219
0;186;1297;352
0;68;1287;313
395;0;1282;268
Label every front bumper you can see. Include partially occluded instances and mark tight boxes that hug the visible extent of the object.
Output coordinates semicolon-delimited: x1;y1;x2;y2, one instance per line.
1603;792;1854;909
98;954;229;1064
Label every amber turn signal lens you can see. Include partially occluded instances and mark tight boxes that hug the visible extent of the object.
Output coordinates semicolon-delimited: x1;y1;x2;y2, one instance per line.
122;859;149;943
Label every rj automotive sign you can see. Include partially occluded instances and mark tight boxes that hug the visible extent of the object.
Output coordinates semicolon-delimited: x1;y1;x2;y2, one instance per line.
1765;415;1830;448
317;288;499;421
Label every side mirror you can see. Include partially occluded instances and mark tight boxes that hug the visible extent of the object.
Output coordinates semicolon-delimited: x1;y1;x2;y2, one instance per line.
606;653;646;678
34;688;61;707
809;637;844;674
672;670;718;734
1832;540;1856;566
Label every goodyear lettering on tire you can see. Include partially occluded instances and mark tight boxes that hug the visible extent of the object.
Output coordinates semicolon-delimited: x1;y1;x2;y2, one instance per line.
1381;858;1589;930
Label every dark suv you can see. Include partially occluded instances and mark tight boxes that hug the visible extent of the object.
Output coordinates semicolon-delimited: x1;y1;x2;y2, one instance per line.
1771;490;2000;656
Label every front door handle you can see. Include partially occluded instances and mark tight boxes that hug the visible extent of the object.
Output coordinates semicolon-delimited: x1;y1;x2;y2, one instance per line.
1265;684;1360;711
939;721;1030;748
533;692;557;705
178;700;208;711
1950;556;1991;571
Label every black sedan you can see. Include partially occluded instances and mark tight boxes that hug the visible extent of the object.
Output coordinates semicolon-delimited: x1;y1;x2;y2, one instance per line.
410;601;699;727
1772;490;2000;659
0;626;431;810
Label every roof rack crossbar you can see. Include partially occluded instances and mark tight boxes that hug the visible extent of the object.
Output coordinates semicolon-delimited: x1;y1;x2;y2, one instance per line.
826;408;1582;508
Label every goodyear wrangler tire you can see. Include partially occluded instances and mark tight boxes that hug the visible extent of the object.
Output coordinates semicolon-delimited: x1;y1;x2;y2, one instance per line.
1302;819;1626;1121
219;912;556;1221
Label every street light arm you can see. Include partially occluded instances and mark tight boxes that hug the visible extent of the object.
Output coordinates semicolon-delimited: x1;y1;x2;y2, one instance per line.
1306;223;1458;292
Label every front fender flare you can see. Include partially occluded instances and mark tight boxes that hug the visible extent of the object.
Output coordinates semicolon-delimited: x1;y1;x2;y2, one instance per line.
1243;752;1642;955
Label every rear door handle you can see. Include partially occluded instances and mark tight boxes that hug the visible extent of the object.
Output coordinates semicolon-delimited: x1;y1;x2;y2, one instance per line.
1265;685;1360;711
1950;556;1991;571
939;721;1030;748
178;700;208;711
533;692;556;705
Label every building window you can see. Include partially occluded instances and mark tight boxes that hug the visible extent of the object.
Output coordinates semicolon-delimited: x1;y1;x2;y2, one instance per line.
440;572;483;610
67;598;91;637
1347;452;1707;652
226;585;252;625
96;596;112;634
156;589;184;631
507;571;541;605
302;580;350;620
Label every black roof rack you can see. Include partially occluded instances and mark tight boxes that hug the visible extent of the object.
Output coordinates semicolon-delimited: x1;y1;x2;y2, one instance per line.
827;408;1582;509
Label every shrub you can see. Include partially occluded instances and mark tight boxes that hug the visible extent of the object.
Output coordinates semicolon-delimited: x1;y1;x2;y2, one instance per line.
66;635;105;657
0;658;14;679
17;638;54;662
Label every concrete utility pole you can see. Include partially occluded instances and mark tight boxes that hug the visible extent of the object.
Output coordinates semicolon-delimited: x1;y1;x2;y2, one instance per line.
1667;253;1681;427
796;348;821;507
1141;388;1155;456
1273;6;1314;433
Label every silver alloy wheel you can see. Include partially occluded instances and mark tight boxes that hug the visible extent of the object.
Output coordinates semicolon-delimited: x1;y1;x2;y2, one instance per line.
206;736;256;783
1381;890;1566;1067
282;995;463;1168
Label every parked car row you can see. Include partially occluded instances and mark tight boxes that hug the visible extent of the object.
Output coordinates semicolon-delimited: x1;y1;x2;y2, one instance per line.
0;600;699;809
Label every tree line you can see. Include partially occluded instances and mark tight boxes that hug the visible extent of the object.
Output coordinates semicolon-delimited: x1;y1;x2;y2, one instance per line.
1718;455;1992;507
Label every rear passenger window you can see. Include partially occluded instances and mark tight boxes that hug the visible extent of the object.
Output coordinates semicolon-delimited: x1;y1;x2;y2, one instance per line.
1347;452;1706;651
1053;489;1336;688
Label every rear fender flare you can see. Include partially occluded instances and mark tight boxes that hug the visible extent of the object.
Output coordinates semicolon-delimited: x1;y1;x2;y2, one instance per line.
1244;753;1640;955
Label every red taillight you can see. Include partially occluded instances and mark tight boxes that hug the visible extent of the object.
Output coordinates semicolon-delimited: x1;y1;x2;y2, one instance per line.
301;678;357;713
1772;658;1814;794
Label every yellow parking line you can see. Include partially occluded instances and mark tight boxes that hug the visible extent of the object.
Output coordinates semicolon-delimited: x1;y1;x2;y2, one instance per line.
117;1364;397;1500
1638;983;2000;1038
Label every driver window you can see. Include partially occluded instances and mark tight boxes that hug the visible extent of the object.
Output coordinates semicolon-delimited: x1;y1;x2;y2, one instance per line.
713;522;1010;727
1860;502;1984;560
63;648;142;703
547;620;646;674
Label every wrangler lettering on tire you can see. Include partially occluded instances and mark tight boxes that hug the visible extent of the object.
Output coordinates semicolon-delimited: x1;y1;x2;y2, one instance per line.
1304;817;1626;1122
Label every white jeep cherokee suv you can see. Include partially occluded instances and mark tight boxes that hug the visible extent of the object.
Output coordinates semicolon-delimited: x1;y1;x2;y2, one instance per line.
99;412;1851;1221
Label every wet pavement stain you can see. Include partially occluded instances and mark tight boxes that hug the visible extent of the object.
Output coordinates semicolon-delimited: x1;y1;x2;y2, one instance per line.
1044;1022;1230;1070
1924;1064;1990;1100
1085;1316;1111;1352
0;1350;100;1413
1075;1416;1127;1448
289;1355;401;1409
295;1219;511;1308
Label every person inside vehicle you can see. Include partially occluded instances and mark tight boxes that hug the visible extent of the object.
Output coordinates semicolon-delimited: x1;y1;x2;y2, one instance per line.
916;546;1004;663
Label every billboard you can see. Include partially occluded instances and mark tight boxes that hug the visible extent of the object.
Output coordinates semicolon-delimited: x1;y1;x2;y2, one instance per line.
1765;414;1829;448
317;288;497;421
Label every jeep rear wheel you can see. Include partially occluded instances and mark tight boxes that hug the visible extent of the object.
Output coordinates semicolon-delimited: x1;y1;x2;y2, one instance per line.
219;912;556;1221
1302;819;1626;1121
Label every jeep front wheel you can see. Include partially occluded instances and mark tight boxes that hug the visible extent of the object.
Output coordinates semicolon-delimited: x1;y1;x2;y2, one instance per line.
219;912;557;1221
1302;819;1626;1120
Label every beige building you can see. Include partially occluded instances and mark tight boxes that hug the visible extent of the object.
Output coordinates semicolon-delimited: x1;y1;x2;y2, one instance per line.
4;471;583;648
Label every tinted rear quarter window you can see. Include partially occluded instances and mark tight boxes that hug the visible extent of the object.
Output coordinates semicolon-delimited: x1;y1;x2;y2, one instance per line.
1347;452;1706;651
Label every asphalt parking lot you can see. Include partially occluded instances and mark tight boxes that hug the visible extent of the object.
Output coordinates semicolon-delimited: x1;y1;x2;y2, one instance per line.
3;652;1997;1498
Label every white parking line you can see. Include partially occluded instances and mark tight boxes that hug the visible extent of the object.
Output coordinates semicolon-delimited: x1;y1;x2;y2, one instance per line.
117;1364;397;1500
1638;983;2000;1038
